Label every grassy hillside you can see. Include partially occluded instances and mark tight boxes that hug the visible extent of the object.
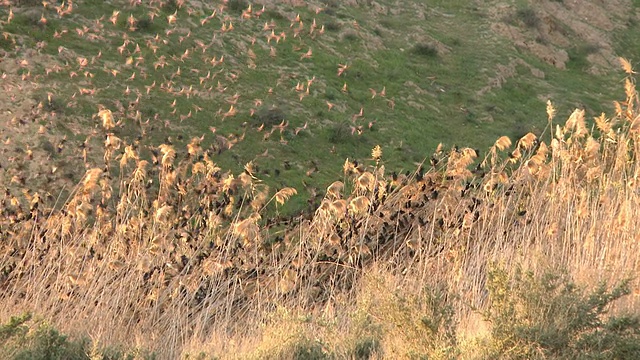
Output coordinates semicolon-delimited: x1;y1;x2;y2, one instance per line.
1;0;639;213
2;0;640;359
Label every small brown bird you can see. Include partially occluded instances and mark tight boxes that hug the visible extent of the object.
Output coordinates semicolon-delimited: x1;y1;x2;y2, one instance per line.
299;48;312;60
337;64;349;77
222;105;237;119
351;107;363;122
326;101;335;111
387;98;396;109
294;122;308;135
167;11;177;25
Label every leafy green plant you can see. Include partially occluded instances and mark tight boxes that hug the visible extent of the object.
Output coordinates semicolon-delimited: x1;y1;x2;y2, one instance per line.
0;314;88;360
482;267;640;359
0;314;156;360
566;43;601;71
327;121;354;144
161;0;180;13
134;16;156;33
341;29;359;42
321;0;340;10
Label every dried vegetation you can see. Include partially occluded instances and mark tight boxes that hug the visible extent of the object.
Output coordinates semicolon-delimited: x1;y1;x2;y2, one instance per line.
1;60;640;358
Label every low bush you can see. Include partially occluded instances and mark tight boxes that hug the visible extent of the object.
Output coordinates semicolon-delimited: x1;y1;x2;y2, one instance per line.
255;104;287;127
0;314;88;360
479;267;640;359
515;7;540;28
0;314;157;360
227;0;249;15
411;43;438;58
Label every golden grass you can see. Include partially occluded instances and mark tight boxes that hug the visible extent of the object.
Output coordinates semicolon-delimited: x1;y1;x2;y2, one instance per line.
1;61;640;358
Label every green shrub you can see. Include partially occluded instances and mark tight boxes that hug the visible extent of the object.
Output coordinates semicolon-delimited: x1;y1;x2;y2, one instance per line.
227;0;249;14
182;351;219;360
14;0;42;6
324;20;341;32
481;267;640;359
321;0;340;10
566;44;600;71
0;34;16;51
17;9;46;29
411;43;438;58
353;337;380;359
264;9;286;20
0;314;89;360
291;339;331;360
341;29;359;42
0;315;156;360
515;7;540;28
327;122;353;144
33;93;66;114
255;105;287;127
161;0;180;13
135;16;155;33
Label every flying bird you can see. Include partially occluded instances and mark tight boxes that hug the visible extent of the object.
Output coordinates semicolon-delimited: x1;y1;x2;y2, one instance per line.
326;101;335;111
167;11;177;25
337;63;349;77
299;48;312;60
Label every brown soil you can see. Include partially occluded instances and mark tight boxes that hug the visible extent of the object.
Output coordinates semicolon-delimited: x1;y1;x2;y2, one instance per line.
486;0;637;74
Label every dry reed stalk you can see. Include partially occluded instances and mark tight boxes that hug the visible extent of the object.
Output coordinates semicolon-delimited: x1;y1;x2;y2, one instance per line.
2;62;640;358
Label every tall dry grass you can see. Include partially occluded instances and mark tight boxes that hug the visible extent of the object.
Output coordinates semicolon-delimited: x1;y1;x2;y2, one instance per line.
1;60;640;358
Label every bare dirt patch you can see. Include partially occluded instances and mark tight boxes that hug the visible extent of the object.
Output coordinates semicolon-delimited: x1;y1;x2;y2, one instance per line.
486;0;635;73
477;58;546;97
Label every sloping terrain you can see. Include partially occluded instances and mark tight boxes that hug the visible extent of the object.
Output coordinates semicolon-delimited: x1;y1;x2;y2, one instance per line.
1;0;638;213
1;1;640;358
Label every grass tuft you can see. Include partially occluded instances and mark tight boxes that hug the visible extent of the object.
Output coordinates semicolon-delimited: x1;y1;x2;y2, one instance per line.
411;42;439;58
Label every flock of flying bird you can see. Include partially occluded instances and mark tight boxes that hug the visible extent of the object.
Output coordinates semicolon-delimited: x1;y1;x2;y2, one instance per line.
1;0;399;194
